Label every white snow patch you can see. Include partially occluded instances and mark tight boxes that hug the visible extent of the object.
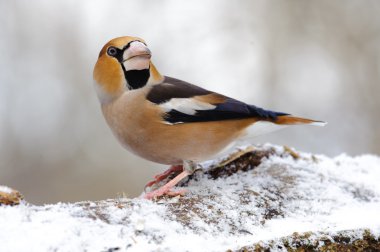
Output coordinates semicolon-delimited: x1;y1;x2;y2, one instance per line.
0;185;13;194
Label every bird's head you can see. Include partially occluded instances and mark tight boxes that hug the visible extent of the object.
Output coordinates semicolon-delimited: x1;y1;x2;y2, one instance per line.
93;36;163;103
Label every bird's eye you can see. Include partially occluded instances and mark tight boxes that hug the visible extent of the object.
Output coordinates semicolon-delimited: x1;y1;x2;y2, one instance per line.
107;47;118;56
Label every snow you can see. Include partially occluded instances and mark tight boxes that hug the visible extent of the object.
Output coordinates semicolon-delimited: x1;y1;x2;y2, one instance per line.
0;144;380;251
0;185;13;194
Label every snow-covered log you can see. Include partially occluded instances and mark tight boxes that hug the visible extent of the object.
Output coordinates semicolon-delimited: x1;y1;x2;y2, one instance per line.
1;144;380;251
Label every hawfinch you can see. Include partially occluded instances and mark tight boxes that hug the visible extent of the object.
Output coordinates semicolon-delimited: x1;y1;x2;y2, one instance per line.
93;36;325;199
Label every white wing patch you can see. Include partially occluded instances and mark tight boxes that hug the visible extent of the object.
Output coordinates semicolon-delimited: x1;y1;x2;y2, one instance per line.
159;98;216;115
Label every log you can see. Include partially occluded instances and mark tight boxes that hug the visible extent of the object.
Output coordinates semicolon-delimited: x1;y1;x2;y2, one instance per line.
1;144;379;251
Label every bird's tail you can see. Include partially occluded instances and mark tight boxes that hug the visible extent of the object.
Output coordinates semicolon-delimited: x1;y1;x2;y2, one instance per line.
274;115;327;127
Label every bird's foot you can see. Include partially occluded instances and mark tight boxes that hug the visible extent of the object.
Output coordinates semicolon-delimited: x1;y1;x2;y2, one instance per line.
144;165;183;190
143;170;190;200
144;188;187;200
214;146;255;168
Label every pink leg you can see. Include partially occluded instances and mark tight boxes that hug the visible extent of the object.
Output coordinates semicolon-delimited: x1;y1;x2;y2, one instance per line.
145;165;183;189
143;170;190;200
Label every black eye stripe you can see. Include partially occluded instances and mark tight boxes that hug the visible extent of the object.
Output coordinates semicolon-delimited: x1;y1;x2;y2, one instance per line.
123;41;132;50
107;46;123;62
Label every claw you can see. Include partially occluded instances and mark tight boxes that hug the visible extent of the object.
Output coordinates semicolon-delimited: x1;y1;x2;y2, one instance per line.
144;165;183;191
165;189;187;197
143;170;190;200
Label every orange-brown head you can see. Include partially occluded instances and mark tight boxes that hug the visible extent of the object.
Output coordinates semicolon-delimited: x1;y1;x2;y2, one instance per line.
93;36;163;103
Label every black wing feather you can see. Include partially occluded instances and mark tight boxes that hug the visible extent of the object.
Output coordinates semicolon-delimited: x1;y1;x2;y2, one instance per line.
147;76;288;124
146;76;211;104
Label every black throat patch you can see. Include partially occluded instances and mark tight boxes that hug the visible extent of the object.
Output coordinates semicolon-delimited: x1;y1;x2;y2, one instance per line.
122;67;150;90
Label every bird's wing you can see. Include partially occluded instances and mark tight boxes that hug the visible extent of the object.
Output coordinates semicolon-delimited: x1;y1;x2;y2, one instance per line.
146;76;289;124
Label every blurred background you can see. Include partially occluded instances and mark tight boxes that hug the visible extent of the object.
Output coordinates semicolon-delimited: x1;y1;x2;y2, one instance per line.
1;0;379;204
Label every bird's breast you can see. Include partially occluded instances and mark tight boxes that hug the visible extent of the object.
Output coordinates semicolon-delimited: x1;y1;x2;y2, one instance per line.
100;91;181;164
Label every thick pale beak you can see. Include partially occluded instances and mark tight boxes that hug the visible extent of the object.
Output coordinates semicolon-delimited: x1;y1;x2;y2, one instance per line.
123;41;151;62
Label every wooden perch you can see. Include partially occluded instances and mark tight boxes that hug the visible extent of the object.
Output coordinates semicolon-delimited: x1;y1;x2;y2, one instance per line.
0;144;379;251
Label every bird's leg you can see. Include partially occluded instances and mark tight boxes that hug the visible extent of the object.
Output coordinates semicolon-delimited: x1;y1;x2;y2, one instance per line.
143;160;197;200
144;165;183;190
